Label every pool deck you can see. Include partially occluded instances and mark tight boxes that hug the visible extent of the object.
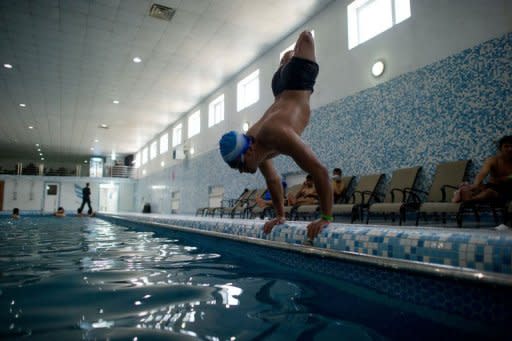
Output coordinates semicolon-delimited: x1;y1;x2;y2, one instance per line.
98;212;512;286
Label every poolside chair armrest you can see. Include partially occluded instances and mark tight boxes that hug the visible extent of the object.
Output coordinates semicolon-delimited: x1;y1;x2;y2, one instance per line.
403;188;422;204
441;184;458;202
390;188;407;203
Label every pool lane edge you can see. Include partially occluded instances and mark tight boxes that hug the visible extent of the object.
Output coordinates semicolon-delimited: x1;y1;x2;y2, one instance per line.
100;213;512;287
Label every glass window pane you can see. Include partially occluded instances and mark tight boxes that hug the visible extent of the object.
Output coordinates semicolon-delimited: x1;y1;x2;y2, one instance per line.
150;141;157;160
160;134;168;154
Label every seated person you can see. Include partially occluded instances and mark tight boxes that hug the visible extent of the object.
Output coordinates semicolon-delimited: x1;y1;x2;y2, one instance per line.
54;207;65;217
256;179;288;209
11;208;20;219
256;189;273;208
332;168;347;203
288;174;319;206
456;135;512;203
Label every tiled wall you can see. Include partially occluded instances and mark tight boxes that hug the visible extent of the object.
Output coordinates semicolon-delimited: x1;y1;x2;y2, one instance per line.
138;32;512;214
104;213;512;276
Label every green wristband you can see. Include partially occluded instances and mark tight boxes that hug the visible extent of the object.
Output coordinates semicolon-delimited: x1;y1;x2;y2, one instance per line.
320;213;333;222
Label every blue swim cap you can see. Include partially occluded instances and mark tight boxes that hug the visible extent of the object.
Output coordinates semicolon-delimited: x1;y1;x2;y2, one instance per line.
219;131;251;168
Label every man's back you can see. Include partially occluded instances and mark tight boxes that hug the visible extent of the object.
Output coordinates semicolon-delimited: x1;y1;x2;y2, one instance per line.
83;187;91;199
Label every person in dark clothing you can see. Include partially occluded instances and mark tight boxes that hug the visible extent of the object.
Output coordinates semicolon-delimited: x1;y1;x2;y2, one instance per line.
78;183;92;214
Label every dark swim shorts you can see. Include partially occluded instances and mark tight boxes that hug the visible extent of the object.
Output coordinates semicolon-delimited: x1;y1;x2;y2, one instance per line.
271;56;319;97
485;183;512;201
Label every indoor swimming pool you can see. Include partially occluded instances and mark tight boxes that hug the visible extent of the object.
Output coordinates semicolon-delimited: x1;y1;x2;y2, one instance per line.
0;216;510;340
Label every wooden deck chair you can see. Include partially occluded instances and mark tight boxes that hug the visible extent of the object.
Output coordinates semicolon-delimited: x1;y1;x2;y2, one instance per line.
295;176;356;221
332;174;384;223
415;160;470;227
366;166;421;225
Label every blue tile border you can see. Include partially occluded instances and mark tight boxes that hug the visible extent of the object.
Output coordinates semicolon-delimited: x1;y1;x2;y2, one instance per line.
100;213;512;276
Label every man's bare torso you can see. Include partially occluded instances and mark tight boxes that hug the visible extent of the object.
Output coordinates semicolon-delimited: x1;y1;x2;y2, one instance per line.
247;93;311;159
489;155;512;184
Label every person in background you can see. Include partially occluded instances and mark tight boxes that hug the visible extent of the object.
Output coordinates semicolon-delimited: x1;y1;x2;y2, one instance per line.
54;207;65;217
11;208;20;219
219;31;332;242
332;168;347;203
455;135;512;203
78;183;92;214
287;174;319;206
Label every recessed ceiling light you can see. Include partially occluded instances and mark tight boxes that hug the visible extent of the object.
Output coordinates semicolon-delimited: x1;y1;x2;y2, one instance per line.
133;57;142;63
3;63;13;69
41;157;45;161
113;100;119;104
39;153;43;156
94;139;99;143
19;103;26;107
37;148;41;151
90;147;94;151
99;124;108;129
161;161;165;167
35;143;40;147
84;160;88;164
28;126;34;129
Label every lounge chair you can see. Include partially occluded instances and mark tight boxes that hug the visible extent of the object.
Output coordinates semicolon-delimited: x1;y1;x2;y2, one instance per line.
222;189;259;218
195;207;208;216
295;176;356;220
415;160;470;227
332;174;384;223
366;166;421;225
206;189;254;218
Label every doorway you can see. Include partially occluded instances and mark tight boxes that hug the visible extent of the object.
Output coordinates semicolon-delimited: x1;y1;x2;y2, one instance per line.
99;183;119;213
43;182;60;212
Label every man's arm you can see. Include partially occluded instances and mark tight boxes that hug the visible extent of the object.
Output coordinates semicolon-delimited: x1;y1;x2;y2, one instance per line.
259;159;284;218
280;132;332;240
277;131;331;217
473;157;493;186
259;159;286;234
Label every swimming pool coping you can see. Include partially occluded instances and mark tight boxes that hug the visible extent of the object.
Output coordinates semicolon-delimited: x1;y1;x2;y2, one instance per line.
101;213;512;287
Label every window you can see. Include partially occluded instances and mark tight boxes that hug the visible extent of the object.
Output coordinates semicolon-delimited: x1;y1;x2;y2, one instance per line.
347;0;410;49
279;30;315;61
142;147;148;165
188;110;201;138
159;133;168;154
237;69;259;111
172;123;182;147
208;94;224;127
134;152;140;168
150;141;157;160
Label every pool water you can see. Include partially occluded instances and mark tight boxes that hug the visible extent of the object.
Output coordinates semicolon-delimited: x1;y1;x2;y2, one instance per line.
0;217;509;340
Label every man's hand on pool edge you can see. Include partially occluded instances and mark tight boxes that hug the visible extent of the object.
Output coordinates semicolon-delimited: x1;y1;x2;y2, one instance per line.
307;219;330;240
263;216;286;234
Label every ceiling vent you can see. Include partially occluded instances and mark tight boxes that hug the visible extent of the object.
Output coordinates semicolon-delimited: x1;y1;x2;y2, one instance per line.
149;4;176;21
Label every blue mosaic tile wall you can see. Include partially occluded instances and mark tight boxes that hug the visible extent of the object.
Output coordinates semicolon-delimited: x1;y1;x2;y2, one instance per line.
139;32;512;214
104;214;512;276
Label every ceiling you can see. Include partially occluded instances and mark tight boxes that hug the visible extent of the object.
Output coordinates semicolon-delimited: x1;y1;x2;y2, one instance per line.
0;0;334;163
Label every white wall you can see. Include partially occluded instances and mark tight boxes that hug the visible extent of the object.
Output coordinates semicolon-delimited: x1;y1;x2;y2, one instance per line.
134;0;512;179
0;175;136;213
